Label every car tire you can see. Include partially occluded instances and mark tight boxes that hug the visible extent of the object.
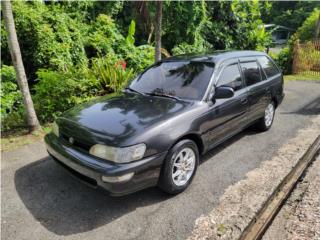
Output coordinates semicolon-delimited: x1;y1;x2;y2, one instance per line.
256;101;275;131
158;139;199;195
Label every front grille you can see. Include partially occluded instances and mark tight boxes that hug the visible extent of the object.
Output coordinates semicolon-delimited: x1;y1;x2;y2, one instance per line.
61;133;91;151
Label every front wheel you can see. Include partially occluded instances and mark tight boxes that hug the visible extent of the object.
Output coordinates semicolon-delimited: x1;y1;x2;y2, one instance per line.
256;101;275;131
158;139;199;194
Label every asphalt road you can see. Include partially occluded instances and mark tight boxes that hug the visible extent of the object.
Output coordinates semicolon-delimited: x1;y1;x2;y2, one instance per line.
2;80;320;240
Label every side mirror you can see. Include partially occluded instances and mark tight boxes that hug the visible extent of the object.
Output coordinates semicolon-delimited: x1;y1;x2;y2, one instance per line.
214;86;234;99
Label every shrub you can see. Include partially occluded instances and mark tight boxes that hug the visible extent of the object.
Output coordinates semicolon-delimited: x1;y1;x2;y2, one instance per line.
33;68;99;122
91;57;135;93
271;8;320;74
295;8;320;42
124;45;154;72
85;14;123;58
32;59;139;122
274;47;293;74
171;1;271;55
172;42;208;55
1;1;89;79
0;65;26;131
86;14;154;72
0;65;20;117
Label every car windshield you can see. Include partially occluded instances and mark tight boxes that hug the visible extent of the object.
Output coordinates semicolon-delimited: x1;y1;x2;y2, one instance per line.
128;61;215;100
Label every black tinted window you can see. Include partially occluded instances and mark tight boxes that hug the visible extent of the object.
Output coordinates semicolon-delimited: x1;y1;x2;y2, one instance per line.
240;61;261;86
257;56;279;78
129;61;214;100
218;64;243;91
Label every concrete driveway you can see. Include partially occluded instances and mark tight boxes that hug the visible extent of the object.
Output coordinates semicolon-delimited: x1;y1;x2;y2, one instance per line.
1;80;320;240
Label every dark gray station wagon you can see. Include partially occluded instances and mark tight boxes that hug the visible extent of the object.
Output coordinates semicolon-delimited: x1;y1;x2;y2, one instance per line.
45;51;284;196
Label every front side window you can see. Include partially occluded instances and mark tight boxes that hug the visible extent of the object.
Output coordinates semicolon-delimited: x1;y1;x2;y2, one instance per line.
217;64;243;91
128;61;215;100
257;56;279;78
240;61;261;87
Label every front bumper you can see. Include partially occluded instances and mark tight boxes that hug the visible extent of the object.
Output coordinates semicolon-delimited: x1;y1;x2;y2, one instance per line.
45;133;166;196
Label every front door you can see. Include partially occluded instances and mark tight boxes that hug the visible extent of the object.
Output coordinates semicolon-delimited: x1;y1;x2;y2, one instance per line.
202;60;249;150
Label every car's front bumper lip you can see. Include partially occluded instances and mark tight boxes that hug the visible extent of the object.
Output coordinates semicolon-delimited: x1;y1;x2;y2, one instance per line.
45;133;167;196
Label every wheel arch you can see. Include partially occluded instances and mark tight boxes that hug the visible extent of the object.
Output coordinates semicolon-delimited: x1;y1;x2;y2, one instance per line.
271;96;278;108
171;133;205;155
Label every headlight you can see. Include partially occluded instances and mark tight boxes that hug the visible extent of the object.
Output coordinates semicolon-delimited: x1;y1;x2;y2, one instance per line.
52;122;59;137
89;143;146;163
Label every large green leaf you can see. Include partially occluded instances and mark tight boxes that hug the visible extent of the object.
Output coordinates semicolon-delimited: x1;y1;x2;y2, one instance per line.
126;20;136;45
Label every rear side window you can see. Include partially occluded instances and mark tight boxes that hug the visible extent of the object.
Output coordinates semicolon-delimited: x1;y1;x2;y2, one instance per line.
217;64;243;91
257;56;279;78
240;61;262;87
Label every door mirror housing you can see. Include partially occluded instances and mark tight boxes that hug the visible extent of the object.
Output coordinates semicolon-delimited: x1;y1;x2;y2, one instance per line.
214;86;234;99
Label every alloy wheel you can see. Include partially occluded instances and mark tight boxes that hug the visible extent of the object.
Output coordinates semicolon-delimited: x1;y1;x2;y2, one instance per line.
171;147;196;186
264;103;275;127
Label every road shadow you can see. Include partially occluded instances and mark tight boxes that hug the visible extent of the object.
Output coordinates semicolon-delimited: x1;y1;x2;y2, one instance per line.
282;96;320;116
14;127;258;236
14;157;170;236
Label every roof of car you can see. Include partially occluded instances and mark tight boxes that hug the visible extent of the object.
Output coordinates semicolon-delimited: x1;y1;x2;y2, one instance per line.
162;50;267;64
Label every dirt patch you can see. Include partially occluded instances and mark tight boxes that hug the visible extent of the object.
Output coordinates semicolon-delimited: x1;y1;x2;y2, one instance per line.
1;124;53;152
188;116;320;240
1;131;45;152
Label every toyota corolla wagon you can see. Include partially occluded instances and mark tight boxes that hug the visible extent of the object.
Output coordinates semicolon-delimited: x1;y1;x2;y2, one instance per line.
45;51;284;196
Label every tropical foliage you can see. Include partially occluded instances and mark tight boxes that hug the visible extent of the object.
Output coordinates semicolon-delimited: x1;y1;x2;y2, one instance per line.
272;7;320;74
91;57;135;93
260;1;319;30
1;0;318;132
295;8;320;42
0;65;25;131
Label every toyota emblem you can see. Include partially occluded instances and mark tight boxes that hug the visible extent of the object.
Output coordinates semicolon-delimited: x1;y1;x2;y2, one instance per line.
69;137;74;144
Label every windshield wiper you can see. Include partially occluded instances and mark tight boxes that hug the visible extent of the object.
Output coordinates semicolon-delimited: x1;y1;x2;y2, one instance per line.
124;87;144;96
145;92;181;101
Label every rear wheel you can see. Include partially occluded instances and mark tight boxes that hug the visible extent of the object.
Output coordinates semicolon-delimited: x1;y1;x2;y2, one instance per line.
256;101;275;131
158;139;199;194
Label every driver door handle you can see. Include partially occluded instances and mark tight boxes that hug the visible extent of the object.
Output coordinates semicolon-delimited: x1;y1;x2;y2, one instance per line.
240;97;248;104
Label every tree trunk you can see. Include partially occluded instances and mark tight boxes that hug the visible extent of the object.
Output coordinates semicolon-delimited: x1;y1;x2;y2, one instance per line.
147;24;154;44
2;0;41;132
154;1;162;62
315;12;320;40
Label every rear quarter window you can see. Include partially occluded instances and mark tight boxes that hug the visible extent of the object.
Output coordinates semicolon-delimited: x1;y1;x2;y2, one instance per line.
257;56;279;78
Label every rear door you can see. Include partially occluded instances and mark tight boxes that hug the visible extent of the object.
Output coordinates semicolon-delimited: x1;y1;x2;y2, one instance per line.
257;55;284;103
239;58;271;123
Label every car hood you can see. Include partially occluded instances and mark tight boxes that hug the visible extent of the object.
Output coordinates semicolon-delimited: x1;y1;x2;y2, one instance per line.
57;91;192;147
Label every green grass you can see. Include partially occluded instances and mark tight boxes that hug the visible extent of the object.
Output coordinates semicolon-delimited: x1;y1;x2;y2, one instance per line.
284;73;320;81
